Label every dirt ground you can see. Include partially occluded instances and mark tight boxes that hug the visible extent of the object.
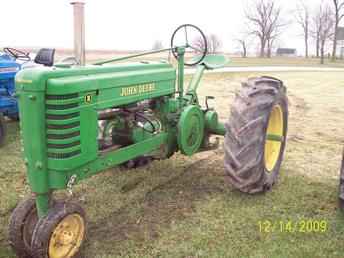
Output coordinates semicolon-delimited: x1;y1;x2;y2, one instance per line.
1;71;344;257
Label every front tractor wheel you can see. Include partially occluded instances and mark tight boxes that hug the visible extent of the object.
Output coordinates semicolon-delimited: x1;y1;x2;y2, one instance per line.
224;77;288;193
31;201;86;258
9;197;38;258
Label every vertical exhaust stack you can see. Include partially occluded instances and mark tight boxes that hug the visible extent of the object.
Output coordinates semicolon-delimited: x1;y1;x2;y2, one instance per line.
71;1;86;65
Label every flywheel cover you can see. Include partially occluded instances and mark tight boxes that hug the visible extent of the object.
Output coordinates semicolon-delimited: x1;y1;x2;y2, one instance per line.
177;105;205;156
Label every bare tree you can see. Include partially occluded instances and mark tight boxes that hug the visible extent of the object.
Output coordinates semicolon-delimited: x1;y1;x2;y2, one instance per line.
312;8;322;58
193;37;205;54
236;39;248;58
245;0;286;57
234;28;251;58
331;0;344;60
266;7;285;57
193;34;222;54
207;34;222;53
317;5;335;64
295;0;310;58
152;40;163;50
266;36;278;58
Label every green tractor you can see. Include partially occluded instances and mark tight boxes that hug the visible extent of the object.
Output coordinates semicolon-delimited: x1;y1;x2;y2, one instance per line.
9;25;288;258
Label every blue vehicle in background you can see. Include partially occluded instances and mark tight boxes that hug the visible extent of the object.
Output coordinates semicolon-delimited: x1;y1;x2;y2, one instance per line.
0;47;55;146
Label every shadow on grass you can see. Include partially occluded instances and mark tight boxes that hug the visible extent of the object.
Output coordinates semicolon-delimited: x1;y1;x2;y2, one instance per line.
84;156;227;252
77;156;344;257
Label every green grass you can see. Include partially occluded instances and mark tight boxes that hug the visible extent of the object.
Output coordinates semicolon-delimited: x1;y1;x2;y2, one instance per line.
1;71;344;257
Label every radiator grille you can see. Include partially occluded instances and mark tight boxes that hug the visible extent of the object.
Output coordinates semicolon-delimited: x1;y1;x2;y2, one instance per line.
46;93;81;159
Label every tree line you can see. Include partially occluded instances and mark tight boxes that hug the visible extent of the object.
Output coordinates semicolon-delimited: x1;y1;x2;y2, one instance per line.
151;0;344;64
238;0;343;64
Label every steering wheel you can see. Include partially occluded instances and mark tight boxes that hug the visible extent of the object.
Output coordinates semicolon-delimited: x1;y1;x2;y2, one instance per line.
3;47;31;61
170;24;208;66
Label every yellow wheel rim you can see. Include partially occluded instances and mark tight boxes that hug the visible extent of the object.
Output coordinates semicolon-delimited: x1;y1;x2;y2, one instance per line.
264;104;284;172
48;214;85;258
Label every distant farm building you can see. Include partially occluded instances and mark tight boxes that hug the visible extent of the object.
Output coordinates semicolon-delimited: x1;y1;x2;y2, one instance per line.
276;48;297;57
337;27;344;58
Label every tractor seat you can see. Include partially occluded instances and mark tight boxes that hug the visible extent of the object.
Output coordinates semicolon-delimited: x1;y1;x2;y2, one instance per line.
201;55;229;69
191;54;229;69
34;48;55;67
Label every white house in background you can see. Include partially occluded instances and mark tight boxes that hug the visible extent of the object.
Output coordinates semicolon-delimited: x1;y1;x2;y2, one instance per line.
337;27;344;58
276;48;297;57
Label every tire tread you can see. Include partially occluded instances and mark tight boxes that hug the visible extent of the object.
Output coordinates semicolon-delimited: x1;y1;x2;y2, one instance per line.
224;76;288;193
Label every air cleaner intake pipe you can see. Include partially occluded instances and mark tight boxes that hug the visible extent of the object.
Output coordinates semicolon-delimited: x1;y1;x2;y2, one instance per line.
71;1;85;65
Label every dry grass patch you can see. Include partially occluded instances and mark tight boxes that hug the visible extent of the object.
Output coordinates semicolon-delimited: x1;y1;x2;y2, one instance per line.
1;71;344;257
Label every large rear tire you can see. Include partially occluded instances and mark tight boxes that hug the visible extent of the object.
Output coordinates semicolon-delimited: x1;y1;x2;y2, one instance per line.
0;113;6;146
224;76;288;193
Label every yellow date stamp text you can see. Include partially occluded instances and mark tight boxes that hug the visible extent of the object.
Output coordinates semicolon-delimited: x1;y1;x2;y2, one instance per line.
258;219;328;233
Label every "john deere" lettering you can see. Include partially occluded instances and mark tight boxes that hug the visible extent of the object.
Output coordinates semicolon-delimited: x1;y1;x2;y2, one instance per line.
120;83;156;97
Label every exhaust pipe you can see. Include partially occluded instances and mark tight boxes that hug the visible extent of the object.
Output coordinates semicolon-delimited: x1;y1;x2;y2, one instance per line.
71;1;85;65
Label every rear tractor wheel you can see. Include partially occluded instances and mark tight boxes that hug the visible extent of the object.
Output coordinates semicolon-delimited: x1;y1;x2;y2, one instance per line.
224;76;288;193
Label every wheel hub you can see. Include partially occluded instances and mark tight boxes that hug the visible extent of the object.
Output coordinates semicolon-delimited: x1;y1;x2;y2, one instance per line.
264;104;284;172
48;214;85;258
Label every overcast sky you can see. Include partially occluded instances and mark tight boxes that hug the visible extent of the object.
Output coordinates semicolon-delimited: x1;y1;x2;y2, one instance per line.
0;0;330;55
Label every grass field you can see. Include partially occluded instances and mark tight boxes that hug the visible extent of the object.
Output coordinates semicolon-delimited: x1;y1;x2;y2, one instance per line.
1;71;344;257
226;56;344;67
95;56;344;68
82;50;344;68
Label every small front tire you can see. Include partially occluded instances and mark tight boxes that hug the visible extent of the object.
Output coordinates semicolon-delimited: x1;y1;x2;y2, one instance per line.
31;201;86;258
9;197;38;258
